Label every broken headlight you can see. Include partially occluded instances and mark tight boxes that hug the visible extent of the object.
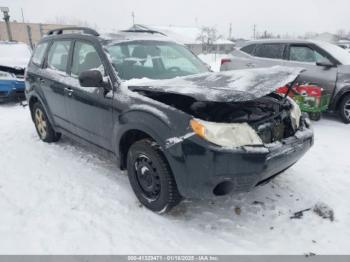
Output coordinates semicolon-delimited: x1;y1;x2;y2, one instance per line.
288;97;301;130
190;119;263;148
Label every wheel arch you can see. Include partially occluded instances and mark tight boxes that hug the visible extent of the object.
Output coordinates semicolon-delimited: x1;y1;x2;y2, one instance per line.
28;94;56;129
333;86;350;110
118;129;157;170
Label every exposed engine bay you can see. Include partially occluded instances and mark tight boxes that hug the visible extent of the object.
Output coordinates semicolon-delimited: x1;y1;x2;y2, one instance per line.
135;90;299;144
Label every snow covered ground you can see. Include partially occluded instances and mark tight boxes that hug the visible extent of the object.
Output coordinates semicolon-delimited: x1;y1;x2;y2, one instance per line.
0;102;349;254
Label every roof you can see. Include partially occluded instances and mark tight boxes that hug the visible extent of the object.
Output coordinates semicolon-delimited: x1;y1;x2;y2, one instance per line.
39;25;235;46
239;39;333;47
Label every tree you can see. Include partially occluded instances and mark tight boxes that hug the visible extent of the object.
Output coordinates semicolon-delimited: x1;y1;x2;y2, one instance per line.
196;26;222;53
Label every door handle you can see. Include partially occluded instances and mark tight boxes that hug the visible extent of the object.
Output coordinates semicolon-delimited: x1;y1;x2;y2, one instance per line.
64;87;74;96
246;63;255;68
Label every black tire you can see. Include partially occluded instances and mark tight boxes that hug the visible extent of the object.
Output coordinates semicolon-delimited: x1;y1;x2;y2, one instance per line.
309;112;321;121
339;94;350;124
127;139;182;213
32;102;61;142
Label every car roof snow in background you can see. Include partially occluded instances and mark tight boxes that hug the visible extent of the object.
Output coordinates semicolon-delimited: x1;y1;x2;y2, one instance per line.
0;41;32;69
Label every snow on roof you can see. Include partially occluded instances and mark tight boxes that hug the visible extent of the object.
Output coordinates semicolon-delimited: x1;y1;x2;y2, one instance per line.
138;25;234;45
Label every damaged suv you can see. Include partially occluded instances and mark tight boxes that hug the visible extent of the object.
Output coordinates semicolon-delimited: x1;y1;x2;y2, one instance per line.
25;27;313;213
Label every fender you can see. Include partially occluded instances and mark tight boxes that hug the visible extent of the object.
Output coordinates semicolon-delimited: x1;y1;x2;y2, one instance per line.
112;109;191;197
113;110;172;156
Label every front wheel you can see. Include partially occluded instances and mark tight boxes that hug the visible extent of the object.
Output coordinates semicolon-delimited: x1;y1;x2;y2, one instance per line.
127;139;182;213
339;94;350;124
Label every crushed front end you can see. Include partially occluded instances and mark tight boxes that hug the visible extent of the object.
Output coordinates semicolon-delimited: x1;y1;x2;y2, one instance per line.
163;93;313;199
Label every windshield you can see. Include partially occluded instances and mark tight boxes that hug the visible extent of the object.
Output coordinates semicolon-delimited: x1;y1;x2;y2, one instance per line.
0;43;32;68
104;41;208;80
314;41;350;65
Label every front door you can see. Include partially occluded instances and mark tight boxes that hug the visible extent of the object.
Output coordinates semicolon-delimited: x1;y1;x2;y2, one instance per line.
285;44;338;96
64;40;114;151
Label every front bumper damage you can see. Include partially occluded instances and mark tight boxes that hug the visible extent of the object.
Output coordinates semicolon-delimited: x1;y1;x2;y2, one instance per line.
166;121;313;199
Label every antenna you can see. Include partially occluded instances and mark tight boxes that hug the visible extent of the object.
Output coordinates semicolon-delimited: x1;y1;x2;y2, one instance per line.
131;11;135;26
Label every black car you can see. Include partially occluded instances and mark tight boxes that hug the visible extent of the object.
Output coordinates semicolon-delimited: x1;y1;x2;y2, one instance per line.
25;27;313;213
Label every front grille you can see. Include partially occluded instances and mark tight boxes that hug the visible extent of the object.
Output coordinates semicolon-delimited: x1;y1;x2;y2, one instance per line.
15;74;24;79
257;121;287;144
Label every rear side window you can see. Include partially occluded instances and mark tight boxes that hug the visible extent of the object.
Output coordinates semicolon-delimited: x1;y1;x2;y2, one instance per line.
241;44;256;55
32;42;48;65
255;44;285;59
47;41;71;72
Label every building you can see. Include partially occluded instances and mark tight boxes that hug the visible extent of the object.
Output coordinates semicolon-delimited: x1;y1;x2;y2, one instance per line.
0;21;74;48
129;24;235;55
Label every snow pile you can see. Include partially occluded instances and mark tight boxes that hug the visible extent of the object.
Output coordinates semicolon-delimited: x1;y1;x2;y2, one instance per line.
0;104;350;254
127;66;303;102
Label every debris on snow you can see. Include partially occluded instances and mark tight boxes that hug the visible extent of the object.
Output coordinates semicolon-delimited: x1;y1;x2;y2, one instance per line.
313;202;334;222
234;207;242;216
290;208;312;219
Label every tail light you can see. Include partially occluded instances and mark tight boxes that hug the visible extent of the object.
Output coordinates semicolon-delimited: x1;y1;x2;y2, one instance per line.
220;58;231;65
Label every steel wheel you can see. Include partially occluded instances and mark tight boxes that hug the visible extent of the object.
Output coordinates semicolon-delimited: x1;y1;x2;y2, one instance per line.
127;139;182;213
34;107;47;139
134;154;161;201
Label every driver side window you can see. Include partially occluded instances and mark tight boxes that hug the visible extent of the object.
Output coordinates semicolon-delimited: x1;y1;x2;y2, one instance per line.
71;41;105;77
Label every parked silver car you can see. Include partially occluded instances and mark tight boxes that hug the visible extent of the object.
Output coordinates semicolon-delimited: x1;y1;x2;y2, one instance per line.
220;39;350;123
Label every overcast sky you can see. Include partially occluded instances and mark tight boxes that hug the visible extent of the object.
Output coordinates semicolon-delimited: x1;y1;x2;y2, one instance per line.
1;0;349;38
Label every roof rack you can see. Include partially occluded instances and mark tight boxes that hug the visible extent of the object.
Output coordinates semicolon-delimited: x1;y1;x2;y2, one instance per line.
122;24;167;36
46;27;99;37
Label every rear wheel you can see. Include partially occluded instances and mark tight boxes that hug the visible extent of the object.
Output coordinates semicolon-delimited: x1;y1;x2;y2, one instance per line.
127;139;181;213
32;102;61;142
339;94;350;124
309;112;321;121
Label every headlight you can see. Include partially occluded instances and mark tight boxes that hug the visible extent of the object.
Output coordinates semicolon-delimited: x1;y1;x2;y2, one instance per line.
288;97;301;130
0;70;15;80
190;119;263;147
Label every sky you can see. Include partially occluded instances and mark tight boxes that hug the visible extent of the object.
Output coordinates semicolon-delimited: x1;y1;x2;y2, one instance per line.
1;0;349;39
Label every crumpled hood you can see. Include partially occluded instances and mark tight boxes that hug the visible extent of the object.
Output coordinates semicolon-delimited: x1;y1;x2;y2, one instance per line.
127;66;304;102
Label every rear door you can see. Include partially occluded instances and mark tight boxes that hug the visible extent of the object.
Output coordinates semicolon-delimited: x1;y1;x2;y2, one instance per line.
285;44;337;96
41;40;73;131
64;40;114;151
249;43;287;68
223;43;287;71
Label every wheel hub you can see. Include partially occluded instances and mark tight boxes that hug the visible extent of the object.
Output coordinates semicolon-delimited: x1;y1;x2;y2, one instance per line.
134;154;161;200
344;100;350;119
34;108;47;139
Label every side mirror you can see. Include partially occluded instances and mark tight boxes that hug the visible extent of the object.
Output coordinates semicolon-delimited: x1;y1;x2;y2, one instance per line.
78;70;104;88
316;60;334;68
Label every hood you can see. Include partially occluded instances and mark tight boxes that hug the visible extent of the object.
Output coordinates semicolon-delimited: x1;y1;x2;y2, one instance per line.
0;58;28;70
127;66;304;102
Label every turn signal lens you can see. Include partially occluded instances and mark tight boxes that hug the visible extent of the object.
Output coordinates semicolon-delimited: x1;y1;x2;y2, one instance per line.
190;119;205;138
